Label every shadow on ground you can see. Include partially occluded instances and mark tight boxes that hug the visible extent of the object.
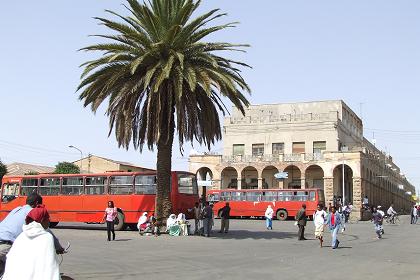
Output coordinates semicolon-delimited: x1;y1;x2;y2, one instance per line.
207;230;297;240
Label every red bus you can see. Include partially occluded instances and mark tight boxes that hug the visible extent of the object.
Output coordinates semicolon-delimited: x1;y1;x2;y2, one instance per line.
207;188;325;220
1;171;198;230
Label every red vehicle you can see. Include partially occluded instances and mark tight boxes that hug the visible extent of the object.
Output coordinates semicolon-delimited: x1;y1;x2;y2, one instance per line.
207;188;325;220
1;171;198;230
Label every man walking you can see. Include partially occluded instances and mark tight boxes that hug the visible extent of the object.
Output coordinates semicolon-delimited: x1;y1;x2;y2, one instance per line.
296;204;307;241
371;207;383;239
410;205;418;224
219;202;231;234
326;206;342;249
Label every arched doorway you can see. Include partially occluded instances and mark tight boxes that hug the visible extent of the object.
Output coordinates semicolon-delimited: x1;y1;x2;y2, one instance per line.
305;165;324;189
221;167;238;189
262;166;279;189
283;165;302;189
333;164;353;205
241;166;258;189
196;167;214;195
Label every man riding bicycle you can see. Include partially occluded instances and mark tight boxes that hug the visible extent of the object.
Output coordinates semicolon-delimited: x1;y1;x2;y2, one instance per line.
387;204;397;223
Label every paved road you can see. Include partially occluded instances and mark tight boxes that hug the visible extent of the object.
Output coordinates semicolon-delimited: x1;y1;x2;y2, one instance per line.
56;216;420;280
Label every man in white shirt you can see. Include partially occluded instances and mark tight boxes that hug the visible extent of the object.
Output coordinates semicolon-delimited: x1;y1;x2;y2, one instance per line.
387;204;397;223
313;204;327;248
411;205;418;224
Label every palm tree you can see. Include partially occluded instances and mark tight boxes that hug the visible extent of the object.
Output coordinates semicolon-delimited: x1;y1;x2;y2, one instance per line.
0;160;7;181
78;0;250;223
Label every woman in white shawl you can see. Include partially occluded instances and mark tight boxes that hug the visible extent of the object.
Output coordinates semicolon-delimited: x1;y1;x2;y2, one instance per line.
137;212;149;233
166;214;181;236
3;205;60;280
177;213;188;236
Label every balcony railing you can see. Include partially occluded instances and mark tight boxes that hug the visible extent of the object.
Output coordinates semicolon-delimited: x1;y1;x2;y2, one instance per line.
222;153;324;163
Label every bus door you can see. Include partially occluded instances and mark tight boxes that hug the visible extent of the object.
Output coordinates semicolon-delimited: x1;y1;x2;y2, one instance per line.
0;180;21;219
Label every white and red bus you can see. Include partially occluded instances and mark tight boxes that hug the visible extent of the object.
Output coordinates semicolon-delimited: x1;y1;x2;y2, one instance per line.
1;171;199;230
207;188;325;220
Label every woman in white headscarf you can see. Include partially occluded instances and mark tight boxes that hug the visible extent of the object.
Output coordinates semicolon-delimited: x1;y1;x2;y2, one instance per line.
166;214;181;236
177;213;188;236
137;212;149;233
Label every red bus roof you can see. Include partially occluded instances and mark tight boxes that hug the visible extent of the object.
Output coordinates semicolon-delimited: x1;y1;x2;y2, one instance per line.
2;170;195;181
207;188;322;192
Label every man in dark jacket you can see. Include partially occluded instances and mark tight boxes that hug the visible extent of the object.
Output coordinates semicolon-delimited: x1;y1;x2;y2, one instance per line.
219;202;231;234
296;204;307;241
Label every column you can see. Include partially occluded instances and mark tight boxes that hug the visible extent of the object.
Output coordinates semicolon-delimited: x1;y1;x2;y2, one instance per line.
237;177;242;190
323;177;334;206
352;177;362;221
258;178;263;189
301;177;306;189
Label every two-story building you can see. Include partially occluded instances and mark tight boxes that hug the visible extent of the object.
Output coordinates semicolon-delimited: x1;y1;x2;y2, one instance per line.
189;100;415;220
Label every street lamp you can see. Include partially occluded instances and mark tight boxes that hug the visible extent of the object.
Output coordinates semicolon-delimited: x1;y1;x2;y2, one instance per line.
68;145;83;171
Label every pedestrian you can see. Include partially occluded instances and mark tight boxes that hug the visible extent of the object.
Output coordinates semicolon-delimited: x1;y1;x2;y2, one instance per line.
219;202;231;234
371;207;383;239
362;195;369;210
313;204;327;248
328;203;333;213
410;205;418;224
377;206;385;234
102;201;118;241
2;205;60;280
202;202;213;237
0;193;64;277
326;206;342;249
296;204;307;241
265;205;274;230
192;202;201;235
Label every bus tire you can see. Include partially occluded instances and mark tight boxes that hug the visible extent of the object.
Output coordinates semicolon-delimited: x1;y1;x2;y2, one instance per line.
114;212;125;231
49;222;59;228
276;209;288;221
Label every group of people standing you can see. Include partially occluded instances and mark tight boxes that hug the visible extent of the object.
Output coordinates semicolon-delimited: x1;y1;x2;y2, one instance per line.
191;201;230;237
295;203;343;249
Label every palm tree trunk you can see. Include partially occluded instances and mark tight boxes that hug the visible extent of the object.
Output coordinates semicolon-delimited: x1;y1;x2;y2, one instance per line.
155;110;175;225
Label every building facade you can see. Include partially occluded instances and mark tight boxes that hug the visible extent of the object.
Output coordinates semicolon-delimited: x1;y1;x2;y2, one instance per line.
189;100;415;220
73;155;154;174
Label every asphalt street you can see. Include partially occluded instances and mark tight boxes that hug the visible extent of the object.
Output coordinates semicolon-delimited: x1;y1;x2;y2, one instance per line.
56;216;420;280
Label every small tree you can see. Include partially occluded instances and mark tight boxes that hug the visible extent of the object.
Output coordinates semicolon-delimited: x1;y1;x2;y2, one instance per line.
24;171;40;176
54;162;80;174
0;160;7;180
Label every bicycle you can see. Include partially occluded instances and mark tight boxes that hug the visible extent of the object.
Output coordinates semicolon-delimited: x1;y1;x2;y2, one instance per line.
385;214;399;224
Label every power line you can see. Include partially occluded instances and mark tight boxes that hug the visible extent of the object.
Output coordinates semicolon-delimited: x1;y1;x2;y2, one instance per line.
0;139;78;155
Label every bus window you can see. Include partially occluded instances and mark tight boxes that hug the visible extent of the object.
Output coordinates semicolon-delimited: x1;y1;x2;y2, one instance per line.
231;191;246;201
39;178;60;196
21;179;38;196
294;191;309;201
220;191;231;201
262;191;278;202
177;174;198;195
280;191;293;201
309;191;316;201
208;193;220;202
134;175;156;194
62;177;83;195
110;176;133;195
318;190;325;203
247;192;262;202
85;177;107;195
2;183;19;202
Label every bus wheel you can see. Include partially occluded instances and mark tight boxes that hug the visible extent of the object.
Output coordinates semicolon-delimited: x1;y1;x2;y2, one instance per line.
276;210;288;221
114;212;125;231
49;222;59;228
